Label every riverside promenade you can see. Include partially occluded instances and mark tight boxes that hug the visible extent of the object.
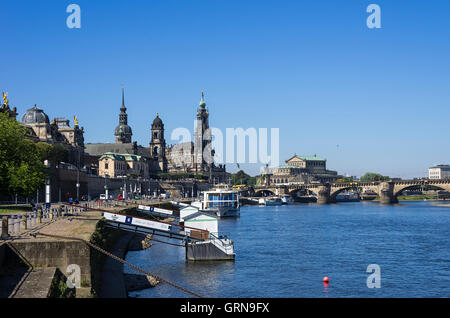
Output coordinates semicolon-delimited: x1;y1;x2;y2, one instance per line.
0;199;181;298
0;202;132;298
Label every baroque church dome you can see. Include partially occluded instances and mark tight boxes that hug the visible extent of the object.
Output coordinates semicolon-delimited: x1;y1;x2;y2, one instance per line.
21;105;50;125
115;123;133;135
152;113;163;128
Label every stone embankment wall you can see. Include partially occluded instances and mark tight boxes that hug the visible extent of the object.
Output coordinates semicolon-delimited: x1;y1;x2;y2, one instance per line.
10;240;92;287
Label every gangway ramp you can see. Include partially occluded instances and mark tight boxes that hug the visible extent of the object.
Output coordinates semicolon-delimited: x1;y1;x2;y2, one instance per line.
136;205;176;219
102;211;235;261
103;212;200;242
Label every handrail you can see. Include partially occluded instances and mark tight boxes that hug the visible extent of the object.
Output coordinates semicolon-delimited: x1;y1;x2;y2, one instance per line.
69;203;210;237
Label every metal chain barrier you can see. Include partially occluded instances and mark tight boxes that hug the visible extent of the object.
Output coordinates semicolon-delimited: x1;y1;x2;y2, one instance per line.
33;232;203;298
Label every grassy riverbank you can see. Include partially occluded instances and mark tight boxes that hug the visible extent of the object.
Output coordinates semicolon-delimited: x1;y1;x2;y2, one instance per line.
0;205;32;214
397;194;438;201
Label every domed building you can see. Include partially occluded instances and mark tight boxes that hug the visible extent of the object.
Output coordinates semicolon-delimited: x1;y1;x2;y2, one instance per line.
21;104;52;142
17;103;85;166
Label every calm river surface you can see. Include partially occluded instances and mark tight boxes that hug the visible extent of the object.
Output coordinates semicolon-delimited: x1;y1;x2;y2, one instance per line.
125;201;450;297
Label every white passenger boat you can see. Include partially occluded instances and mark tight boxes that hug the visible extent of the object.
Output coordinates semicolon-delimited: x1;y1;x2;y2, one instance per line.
280;194;294;205
200;187;240;217
265;197;283;206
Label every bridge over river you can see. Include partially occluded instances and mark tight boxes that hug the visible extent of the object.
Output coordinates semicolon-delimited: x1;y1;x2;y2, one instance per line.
251;179;450;204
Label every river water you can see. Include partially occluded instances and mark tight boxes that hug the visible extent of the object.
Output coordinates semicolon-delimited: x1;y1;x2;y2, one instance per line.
125;201;450;298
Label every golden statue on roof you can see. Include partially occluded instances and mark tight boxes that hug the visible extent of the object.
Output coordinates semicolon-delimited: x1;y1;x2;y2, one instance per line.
2;92;8;107
74;115;79;126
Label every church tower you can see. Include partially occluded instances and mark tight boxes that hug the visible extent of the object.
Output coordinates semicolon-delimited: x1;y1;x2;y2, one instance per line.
194;91;212;172
150;113;167;171
114;85;133;144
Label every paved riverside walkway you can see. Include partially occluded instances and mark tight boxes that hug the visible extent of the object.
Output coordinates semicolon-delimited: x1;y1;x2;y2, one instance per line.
1;210;104;298
10;268;57;298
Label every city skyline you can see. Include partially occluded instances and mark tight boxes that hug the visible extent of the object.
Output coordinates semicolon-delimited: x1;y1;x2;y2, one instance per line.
2;0;450;178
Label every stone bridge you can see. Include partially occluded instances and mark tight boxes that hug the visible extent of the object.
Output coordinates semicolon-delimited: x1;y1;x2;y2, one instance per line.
251;179;450;204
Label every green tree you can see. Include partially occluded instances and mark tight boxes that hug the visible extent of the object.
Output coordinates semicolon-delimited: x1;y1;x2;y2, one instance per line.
230;170;257;186
360;172;390;182
49;143;69;165
336;176;354;183
0;113;46;197
36;142;53;162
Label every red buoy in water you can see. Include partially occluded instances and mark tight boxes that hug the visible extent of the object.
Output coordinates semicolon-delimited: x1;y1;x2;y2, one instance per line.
323;276;329;284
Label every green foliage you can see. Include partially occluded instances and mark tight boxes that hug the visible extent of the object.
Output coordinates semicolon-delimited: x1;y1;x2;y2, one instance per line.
230;170;257;186
360;172;390;182
49;143;69;165
36;142;52;162
336;176;354;183
0;113;46;197
36;142;69;166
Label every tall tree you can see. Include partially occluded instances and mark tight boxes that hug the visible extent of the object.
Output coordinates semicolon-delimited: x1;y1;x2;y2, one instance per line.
0;113;46;197
230;170;256;186
360;172;390;182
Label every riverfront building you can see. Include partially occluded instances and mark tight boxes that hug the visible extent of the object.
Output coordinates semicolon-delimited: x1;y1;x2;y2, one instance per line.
85;88;228;182
270;154;338;184
1;91;85;168
428;165;450;180
98;152;149;179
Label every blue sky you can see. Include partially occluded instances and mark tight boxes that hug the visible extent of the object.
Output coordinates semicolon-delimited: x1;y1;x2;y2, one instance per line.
1;0;450;177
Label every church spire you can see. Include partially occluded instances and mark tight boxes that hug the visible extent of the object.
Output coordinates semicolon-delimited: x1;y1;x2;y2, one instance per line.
121;84;126;112
199;90;206;108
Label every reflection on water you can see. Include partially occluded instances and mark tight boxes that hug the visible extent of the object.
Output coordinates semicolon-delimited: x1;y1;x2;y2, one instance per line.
125;201;450;298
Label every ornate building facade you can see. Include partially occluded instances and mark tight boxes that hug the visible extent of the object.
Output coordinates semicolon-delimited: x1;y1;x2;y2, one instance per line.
85;87;228;182
150;92;227;181
1;89;87;168
98;152;149;179
270;154;338;184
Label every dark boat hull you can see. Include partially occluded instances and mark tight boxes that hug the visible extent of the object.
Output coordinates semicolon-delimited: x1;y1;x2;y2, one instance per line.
294;196;317;203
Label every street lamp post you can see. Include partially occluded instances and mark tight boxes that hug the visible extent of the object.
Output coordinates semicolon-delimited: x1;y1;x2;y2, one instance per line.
76;149;80;201
45;177;51;205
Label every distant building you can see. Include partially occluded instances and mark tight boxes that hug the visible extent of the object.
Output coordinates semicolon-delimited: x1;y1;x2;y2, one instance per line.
270;154;338;184
86;88;228;182
428;165;450;180
98;152;149;179
20;104;85;167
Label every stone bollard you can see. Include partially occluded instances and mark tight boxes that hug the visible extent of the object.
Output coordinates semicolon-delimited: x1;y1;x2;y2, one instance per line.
21;214;28;231
37;210;42;224
1;216;9;239
14;216;20;233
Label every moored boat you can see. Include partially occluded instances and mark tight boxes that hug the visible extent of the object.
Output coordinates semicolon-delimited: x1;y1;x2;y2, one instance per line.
280;194;294;205
265;197;283;206
336;191;360;202
200;187;240;217
360;189;378;201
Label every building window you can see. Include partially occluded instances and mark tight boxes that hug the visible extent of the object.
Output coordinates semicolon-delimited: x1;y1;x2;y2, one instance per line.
105;162;109;169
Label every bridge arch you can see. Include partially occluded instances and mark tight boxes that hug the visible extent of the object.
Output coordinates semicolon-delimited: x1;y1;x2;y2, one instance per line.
289;188;318;197
329;186;361;201
254;189;276;197
393;184;448;198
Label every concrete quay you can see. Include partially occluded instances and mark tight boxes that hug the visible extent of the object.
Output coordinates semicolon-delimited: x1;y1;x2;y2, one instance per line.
0;208;105;298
